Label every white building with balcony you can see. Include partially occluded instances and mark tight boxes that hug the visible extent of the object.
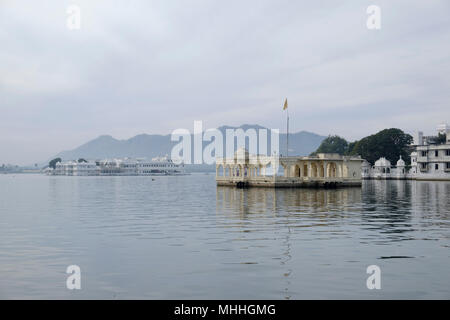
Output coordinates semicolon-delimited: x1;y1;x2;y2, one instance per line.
412;123;450;180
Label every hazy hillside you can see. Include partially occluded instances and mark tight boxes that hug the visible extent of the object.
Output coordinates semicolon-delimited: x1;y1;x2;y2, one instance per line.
53;125;326;164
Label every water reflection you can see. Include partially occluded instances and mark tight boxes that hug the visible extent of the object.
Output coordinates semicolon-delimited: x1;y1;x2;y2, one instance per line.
360;180;414;241
216;181;450;261
217;181;450;237
215;181;450;298
216;186;363;217
216;186;364;299
1;175;450;299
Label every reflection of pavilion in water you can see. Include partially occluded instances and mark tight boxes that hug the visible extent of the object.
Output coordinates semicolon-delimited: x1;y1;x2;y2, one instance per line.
215;181;450;297
215;186;362;299
216;186;362;217
217;180;450;239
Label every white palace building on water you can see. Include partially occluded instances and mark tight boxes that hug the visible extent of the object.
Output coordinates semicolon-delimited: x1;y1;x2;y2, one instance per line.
362;123;450;181
46;156;185;176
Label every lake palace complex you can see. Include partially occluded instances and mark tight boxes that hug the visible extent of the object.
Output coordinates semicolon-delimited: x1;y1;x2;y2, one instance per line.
45;156;185;176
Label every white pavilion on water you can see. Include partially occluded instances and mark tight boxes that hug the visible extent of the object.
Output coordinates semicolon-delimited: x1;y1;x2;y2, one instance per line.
216;148;363;188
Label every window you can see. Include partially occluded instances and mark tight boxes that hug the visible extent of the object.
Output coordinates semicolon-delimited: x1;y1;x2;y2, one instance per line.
435;150;439;157
447;163;450;169
421;163;427;169
421;151;427;157
446;150;450;156
435;164;439;170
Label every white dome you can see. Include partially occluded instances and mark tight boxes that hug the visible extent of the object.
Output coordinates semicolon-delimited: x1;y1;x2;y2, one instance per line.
396;156;405;167
362;160;371;168
374;157;391;167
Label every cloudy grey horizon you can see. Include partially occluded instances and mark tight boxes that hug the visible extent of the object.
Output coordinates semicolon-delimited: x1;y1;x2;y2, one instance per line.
1;0;450;165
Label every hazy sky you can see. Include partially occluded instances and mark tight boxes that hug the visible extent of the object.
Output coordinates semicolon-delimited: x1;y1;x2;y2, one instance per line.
1;0;450;165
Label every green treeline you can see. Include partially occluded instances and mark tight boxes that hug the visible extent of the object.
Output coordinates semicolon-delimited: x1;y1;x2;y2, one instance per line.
311;128;414;165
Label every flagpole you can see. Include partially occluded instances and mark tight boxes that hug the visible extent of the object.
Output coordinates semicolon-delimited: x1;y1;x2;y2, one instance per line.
286;108;289;157
282;98;289;158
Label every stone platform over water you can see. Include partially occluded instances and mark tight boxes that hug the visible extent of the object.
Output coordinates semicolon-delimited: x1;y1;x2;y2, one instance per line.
216;148;363;188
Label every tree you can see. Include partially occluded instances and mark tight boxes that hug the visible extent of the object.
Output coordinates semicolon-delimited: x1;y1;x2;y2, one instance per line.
78;158;87;163
436;133;447;144
49;158;62;169
347;128;413;165
311;135;349;155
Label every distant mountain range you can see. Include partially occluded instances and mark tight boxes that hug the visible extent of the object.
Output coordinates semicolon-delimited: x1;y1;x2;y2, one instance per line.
52;125;326;167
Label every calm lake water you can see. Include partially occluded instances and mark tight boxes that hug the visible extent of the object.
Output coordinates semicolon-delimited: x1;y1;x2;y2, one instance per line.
0;174;449;299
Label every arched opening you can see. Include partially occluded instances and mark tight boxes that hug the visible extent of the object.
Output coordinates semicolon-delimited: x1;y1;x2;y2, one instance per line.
294;164;301;177
237;165;243;177
319;163;325;178
327;162;337;178
311;163;318;178
217;165;224;176
265;162;279;176
259;165;267;177
265;163;273;176
274;164;288;177
303;164;308;177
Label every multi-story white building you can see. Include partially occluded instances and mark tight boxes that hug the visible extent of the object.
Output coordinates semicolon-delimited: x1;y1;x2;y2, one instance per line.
362;123;450;181
411;123;450;181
